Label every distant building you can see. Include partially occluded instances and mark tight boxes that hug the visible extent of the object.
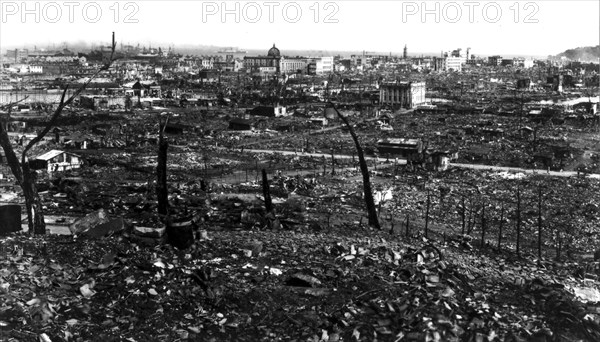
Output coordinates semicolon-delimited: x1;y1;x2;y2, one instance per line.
338;59;352;71
501;57;533;68
432;56;465;72
123;80;161;98
488;55;503;66
213;60;243;72
379;82;426;108
310;56;333;74
6;49;28;62
514;58;534;68
244;44;332;75
444;57;465;72
244;44;282;73
280;57;307;74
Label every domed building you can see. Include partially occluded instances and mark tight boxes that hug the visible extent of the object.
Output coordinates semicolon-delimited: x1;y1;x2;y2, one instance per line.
267;44;280;57
243;44;329;78
243;44;283;74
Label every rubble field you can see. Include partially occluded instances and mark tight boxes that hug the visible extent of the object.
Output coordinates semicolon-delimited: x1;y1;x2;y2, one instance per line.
2;224;600;342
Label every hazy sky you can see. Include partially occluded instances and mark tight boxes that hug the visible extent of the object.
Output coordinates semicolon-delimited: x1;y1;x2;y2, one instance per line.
1;0;598;57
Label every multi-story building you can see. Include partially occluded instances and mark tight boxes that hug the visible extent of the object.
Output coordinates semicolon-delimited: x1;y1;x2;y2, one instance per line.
432;57;465;72
444;57;465;72
201;58;214;69
488;55;503;66
314;57;333;74
514;58;534;68
280;57;307;74
244;44;282;73
501;57;535;68
244;44;333;75
6;49;29;62
379;81;426;109
304;57;334;75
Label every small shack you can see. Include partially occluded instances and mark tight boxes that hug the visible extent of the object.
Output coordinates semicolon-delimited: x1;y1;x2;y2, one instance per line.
377;138;423;159
30;150;83;173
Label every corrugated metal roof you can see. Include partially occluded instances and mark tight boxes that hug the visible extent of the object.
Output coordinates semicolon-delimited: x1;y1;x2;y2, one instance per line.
35;150;64;161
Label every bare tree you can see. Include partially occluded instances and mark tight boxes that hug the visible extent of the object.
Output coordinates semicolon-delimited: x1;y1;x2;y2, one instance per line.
0;32;117;234
328;103;380;229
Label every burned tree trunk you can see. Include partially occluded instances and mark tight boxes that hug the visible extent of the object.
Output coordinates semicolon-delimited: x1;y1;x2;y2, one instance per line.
329;103;380;229
262;169;272;213
22;164;45;234
0;122;45;232
480;202;486;250
157;117;169;216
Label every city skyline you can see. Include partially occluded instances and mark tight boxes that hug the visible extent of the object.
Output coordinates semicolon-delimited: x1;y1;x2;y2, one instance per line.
0;0;599;57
